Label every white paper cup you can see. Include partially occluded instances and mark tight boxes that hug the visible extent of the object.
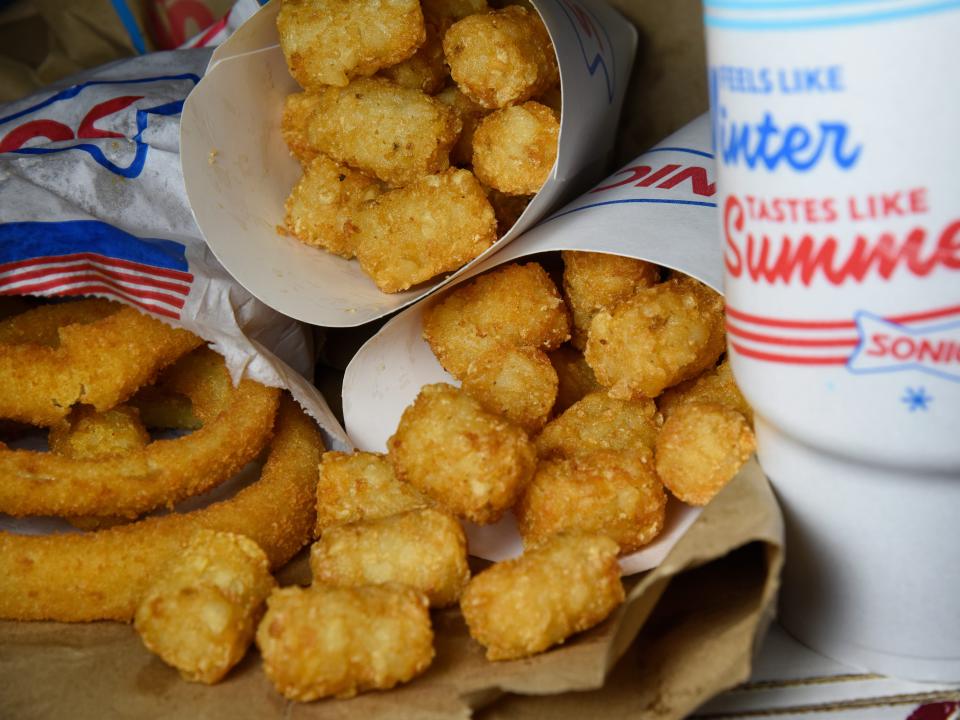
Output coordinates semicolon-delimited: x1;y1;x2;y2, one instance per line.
180;0;637;327
758;420;960;682
704;1;960;681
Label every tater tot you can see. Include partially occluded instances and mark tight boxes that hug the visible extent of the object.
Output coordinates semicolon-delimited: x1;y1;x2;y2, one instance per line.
535;391;661;460
387;383;536;525
658;358;754;425
305;78;461;186
460;533;624;660
435;85;488;167
460;344;557;434
472;101;559;196
516;451;666;553
353;168;496;293
561;251;661;350
277;0;425;90
548;345;602;413
654;402;756;506
585;276;726;400
134;530;276;684
280;91;322;163
379;13;447;94
283;154;383;259
443;6;559;108
422;262;571;379
256;584;434;701
315;451;429;536
310;508;469;607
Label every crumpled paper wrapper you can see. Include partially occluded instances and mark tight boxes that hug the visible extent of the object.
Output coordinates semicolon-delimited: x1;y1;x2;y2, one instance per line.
0;458;781;720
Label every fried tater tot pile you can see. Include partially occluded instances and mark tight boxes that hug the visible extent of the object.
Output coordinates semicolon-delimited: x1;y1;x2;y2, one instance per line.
460;344;558;433
561;250;661;350
535;391;661;461
134;530;276;684
548;345;603;413
460;533;624;660
655;403;757;506
417;255;756;553
305;78;461;187
276;0;560;292
283;154;383;259
422;261;570;378
585;275;727;400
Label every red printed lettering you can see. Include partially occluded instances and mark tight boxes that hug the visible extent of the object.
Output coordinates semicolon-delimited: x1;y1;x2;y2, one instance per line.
724;195;960;285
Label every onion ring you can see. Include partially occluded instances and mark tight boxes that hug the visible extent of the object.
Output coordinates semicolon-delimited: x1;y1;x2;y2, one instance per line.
0;348;280;518
0;299;203;426
0;395;321;622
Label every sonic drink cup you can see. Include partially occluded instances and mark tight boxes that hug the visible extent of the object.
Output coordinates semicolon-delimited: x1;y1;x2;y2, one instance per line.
704;1;960;681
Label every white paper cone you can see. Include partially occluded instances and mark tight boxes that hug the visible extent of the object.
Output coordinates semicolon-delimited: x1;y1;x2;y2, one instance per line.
180;0;638;327
343;115;727;574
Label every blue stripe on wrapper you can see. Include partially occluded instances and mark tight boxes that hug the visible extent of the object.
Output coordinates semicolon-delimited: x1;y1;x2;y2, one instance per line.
0;221;189;273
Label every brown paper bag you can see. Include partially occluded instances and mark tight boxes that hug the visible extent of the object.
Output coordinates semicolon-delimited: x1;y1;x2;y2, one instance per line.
0;460;781;720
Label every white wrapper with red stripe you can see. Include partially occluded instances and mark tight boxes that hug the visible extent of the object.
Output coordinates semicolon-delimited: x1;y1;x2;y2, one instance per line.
704;0;960;681
0;48;348;450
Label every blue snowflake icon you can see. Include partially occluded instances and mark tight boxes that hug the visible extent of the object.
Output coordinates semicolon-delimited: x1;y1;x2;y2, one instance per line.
901;387;933;412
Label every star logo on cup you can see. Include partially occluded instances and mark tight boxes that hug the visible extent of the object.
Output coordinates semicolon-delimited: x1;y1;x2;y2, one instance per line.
901;386;933;412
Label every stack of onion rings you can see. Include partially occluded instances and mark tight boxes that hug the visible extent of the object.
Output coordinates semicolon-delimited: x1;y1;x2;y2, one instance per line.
0;348;280;519
0;396;322;621
0;299;324;623
0;300;203;426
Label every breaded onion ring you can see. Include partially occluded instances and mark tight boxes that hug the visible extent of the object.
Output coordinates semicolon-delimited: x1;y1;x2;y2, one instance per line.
0;348;280;518
0;300;203;426
0;396;321;622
